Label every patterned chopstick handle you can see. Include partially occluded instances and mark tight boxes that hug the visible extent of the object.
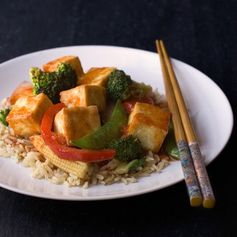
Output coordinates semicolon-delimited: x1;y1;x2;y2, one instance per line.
189;142;215;208
177;140;202;206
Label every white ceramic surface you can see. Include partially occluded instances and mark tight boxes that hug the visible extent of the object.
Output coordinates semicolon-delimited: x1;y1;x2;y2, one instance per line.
0;46;233;200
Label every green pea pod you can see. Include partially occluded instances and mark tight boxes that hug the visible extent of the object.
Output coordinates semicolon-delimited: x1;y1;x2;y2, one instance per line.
163;122;179;159
71;100;127;149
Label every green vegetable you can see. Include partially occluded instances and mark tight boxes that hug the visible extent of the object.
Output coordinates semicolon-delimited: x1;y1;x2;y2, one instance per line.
115;159;145;174
107;70;132;100
0;108;10;126
129;82;152;100
71;100;127;149
109;135;145;162
107;69;152;101
30;63;77;103
163;122;179;159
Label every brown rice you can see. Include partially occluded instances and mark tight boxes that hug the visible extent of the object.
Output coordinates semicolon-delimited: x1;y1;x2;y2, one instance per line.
0;99;170;188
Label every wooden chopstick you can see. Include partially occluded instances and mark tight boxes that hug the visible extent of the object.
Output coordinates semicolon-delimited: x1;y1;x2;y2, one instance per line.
156;40;202;207
157;39;215;208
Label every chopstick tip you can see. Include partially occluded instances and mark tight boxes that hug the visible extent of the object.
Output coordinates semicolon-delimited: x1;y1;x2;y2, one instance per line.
190;196;203;207
203;198;216;208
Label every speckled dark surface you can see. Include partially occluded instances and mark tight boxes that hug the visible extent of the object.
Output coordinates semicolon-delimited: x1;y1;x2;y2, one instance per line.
0;0;236;236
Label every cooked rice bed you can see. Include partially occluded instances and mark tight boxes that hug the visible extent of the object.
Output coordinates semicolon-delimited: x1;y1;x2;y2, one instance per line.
0;121;169;188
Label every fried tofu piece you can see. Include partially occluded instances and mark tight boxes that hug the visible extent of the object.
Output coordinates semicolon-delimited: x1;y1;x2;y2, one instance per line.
43;56;84;80
6;93;53;137
60;85;106;112
79;67;115;86
127;102;170;152
9;81;33;105
54;106;100;145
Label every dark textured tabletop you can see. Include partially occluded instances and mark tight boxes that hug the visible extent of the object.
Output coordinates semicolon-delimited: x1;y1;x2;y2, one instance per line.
0;0;236;236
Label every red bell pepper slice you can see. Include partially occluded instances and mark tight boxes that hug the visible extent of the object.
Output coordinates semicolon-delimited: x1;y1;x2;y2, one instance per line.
40;103;115;162
122;97;154;113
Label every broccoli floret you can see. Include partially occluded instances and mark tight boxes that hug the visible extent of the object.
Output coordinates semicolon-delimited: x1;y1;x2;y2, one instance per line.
109;135;145;162
107;69;152;101
129;81;152;100
30;63;77;103
0;108;10;126
107;70;132;100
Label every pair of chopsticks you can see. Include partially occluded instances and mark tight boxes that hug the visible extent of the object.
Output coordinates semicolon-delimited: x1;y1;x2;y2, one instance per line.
156;40;215;208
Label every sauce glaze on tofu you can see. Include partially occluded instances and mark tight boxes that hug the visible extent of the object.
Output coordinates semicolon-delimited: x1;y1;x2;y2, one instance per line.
79;67;115;86
128;102;170;152
6;93;53;137
43;55;84;81
9;81;33;105
60;85;106;112
54;106;101;145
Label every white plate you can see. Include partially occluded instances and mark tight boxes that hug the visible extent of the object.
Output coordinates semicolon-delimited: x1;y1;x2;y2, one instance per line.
0;46;233;200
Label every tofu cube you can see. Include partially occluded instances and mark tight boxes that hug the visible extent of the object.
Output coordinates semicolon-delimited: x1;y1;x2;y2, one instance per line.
79;67;115;86
43;56;84;81
127;102;170;152
9;81;33;105
54;106;100;145
6;93;53;137
60;85;106;112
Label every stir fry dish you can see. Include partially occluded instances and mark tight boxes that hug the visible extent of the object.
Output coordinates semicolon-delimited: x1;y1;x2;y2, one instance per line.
0;55;178;187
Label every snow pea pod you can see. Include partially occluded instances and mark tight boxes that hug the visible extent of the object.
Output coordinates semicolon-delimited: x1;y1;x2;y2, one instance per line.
163;122;179;159
71;100;127;149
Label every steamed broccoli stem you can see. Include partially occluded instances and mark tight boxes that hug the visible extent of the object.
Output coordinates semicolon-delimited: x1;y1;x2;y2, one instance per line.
0;108;10;126
109;135;145;162
107;69;152;101
30;63;77;103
